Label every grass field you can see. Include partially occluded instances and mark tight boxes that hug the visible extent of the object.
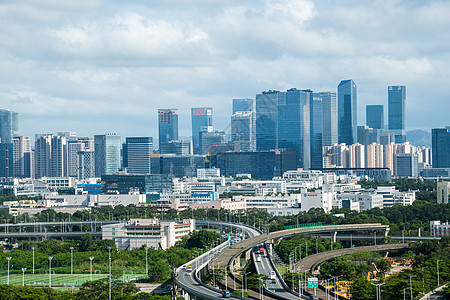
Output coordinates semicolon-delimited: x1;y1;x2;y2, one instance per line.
0;272;147;288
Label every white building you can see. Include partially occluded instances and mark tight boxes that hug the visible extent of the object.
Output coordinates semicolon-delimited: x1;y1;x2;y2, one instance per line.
430;221;450;237
102;218;195;250
233;194;300;210
300;192;335;213
197;168;220;179
231;180;286;194
267;207;302;216
375;186;415;207
337;192;383;211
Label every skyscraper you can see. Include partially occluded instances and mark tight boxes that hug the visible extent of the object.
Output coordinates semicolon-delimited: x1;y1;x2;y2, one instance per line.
199;128;226;155
338;80;357;145
231;111;256;151
35;134;68;178
191;107;212;154
432;127;450;168
158;109;178;152
12;136;32;178
94;134;121;177
232;98;254;114
366;105;384;130
256;91;279;151
0;109;18;144
388;86;406;143
310;92;337;169
0;143;13;177
67;138;94;177
278;88;311;169
124;137;153;174
78;150;94;180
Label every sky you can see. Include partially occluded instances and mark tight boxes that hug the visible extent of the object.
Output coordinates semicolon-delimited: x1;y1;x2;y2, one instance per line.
1;0;449;140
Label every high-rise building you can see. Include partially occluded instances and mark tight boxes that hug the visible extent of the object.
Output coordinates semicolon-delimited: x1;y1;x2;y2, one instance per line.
94;134;121;177
199;129;226;155
0;109;19;144
395;153;418;177
231;111;256;151
338;80;357;145
35;134;68;178
124;137;153;174
233;98;254;114
158;109;178;152
0;143;13;177
319;92;338;147
310;93;323;169
256;91;279;151
67;138;94;178
12;136;32;178
278;89;311;169
191;107;213;154
388;86;406;143
78;150;95;180
432;127;450;168
366;105;384;130
160;140;191;155
357;126;377;145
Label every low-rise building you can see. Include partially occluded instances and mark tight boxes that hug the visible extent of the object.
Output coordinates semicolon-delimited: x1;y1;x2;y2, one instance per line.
337;192;383;211
101;218;195;250
300;192;335;213
430;221;450;237
233;194;300;210
40;177;76;189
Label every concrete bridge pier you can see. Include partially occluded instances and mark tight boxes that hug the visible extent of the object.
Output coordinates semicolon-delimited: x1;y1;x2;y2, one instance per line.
385;227;390;236
333;231;337;243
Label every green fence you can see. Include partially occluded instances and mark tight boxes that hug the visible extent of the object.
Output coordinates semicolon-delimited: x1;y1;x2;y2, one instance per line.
284;222;337;230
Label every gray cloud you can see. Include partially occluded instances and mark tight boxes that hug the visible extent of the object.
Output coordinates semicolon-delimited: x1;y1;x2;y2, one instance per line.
0;0;448;140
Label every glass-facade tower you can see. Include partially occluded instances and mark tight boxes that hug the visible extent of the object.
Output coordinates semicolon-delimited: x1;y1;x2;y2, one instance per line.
232;98;254;114
124;137;153;174
366;105;384;130
432;127;450;168
338;80;357;145
158;109;178;152
191;107;212;154
388;85;406;143
278;89;311;169
256;91;279;151
0;109;18;143
94;134;121;177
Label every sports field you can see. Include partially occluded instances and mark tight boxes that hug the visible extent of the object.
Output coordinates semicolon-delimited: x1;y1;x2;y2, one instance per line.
0;272;147;288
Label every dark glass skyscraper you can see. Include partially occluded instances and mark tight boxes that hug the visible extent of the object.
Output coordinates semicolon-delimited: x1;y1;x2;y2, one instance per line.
158;109;178;152
388;86;406;143
0;109;18;144
338;80;357;145
310;93;323;169
432;127;450;168
278;89;311;169
191;107;212;154
124;137;153;174
320;92;338;147
256;91;279;151
232;98;254;114
94;134;121;177
366;105;384;130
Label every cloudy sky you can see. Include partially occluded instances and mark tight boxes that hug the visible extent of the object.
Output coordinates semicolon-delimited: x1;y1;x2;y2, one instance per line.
1;0;449;140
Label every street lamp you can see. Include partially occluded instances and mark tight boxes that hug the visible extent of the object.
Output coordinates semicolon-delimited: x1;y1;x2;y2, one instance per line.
70;247;74;275
22;268;26;286
48;256;53;288
108;246;112;300
6;257;11;284
89;256;94;281
145;246;148;275
31;247;35;274
437;260;441;287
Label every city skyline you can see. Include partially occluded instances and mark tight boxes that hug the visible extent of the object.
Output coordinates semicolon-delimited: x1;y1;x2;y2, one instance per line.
0;1;449;139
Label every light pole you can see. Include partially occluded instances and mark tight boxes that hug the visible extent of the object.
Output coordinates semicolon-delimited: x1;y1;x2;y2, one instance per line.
108;246;112;300
22;268;26;286
437;260;440;287
145;246;148;275
6;257;11;284
31;247;35;274
70;247;74;275
89;256;94;281
48;256;53;288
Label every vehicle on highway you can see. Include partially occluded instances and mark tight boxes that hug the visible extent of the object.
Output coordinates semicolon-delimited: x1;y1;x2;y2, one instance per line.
222;290;231;298
260;247;265;254
186;266;192;275
256;255;262;262
269;271;276;280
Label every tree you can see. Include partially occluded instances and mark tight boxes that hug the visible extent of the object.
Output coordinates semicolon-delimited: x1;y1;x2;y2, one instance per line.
181;230;221;249
77;278;139;300
147;261;171;282
78;233;96;252
351;275;376;300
